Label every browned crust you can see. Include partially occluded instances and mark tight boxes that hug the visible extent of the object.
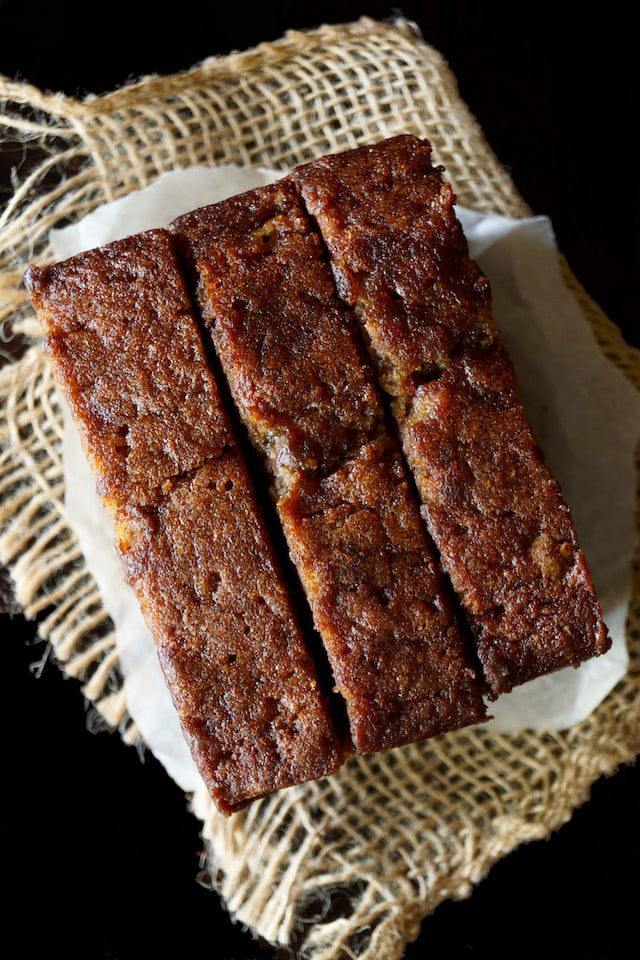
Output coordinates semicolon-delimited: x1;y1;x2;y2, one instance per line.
172;179;486;753
293;135;610;697
22;133;612;802
24;229;343;813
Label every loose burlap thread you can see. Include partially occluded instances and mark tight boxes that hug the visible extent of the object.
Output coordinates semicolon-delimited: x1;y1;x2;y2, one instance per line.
2;17;640;960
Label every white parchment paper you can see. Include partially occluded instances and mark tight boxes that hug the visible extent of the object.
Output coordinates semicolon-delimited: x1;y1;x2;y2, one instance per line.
50;165;639;791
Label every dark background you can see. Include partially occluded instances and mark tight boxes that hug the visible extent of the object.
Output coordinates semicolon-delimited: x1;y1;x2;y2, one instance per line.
2;2;639;958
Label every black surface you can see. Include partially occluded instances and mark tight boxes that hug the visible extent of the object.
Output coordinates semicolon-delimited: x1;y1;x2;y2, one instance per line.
2;3;639;958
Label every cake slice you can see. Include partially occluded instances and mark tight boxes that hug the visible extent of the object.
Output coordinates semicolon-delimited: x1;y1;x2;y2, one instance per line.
172;179;487;754
293;135;610;697
24;228;344;813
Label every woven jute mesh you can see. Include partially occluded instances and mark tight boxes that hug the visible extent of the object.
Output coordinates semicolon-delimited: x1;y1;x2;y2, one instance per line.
2;17;640;959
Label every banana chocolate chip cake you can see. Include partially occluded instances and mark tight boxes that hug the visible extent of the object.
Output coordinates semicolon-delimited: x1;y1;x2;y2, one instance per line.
293;134;610;697
23;135;610;813
172;178;487;755
24;229;343;814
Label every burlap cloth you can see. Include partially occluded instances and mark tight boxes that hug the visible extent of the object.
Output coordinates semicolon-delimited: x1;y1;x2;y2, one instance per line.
2;17;639;960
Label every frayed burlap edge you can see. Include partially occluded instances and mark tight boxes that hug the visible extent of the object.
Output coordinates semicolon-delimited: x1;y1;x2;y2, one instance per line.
2;17;640;960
